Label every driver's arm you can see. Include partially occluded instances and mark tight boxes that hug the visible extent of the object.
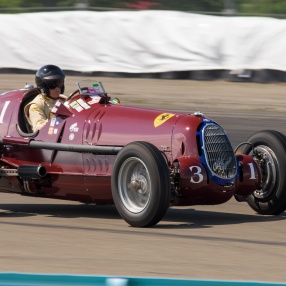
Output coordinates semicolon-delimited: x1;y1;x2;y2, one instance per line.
27;103;49;132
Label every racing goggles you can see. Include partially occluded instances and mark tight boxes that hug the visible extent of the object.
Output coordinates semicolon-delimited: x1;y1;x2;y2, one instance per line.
45;79;64;89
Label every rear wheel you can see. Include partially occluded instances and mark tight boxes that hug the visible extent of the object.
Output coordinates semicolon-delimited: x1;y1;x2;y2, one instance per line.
111;142;170;227
241;130;286;215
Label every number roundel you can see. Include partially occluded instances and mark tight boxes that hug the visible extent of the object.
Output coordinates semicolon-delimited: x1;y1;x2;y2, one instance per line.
189;166;204;183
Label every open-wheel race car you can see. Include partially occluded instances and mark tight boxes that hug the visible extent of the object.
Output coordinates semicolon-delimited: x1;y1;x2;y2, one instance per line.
0;79;285;227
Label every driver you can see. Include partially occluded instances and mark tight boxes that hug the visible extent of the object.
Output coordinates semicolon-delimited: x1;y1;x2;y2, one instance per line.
24;64;67;132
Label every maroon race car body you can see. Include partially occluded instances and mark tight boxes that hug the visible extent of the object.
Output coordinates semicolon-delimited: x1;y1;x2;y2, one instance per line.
0;80;285;227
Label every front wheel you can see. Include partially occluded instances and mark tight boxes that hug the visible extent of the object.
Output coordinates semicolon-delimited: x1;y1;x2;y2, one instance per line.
241;130;286;215
111;141;171;227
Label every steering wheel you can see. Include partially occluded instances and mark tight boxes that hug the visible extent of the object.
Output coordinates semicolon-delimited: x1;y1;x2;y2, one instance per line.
66;87;89;101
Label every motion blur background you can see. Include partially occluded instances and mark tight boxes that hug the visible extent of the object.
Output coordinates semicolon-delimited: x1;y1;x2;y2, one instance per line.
2;0;286;83
1;0;286;17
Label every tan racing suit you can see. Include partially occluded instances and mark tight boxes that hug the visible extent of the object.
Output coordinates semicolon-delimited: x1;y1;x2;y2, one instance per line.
24;93;66;132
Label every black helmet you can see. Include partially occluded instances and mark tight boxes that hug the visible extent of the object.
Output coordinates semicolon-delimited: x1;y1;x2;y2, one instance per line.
35;65;65;95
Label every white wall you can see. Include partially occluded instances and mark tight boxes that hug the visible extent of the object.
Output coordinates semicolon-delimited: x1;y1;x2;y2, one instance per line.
1;10;285;73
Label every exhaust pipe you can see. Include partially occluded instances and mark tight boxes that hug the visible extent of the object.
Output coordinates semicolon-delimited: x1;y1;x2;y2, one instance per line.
17;164;47;180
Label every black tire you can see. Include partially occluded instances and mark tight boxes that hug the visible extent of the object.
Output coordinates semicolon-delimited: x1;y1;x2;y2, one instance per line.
241;130;286;215
111;141;171;227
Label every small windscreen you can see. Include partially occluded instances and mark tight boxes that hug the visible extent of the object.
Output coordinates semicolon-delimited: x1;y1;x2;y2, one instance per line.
77;80;106;95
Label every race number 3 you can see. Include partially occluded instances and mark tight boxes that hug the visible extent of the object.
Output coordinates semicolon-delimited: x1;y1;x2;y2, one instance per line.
189;166;204;183
0;101;10;123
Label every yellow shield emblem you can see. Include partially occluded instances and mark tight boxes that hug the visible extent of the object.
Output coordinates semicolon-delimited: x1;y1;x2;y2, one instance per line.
154;113;175;128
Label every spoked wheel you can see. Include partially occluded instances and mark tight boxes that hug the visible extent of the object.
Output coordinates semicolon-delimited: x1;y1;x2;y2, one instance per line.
241;130;286;215
111;141;171;227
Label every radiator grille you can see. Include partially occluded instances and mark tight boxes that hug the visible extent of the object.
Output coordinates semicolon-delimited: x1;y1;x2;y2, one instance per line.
203;124;237;179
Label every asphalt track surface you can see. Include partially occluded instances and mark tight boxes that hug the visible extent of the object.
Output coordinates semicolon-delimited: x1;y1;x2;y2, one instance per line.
0;74;286;282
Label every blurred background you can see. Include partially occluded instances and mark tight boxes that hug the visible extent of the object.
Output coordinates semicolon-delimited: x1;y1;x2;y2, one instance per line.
1;0;286;83
0;0;286;17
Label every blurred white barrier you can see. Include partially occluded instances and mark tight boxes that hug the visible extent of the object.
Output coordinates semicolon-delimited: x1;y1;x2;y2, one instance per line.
1;11;286;74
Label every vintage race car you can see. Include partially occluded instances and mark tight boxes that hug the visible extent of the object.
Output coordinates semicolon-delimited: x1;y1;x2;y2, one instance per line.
0;80;285;227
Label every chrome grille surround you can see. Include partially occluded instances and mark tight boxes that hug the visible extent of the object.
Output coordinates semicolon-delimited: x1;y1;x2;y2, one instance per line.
202;123;237;179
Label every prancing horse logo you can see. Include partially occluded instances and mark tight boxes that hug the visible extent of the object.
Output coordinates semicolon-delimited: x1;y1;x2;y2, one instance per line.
154;113;175;128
